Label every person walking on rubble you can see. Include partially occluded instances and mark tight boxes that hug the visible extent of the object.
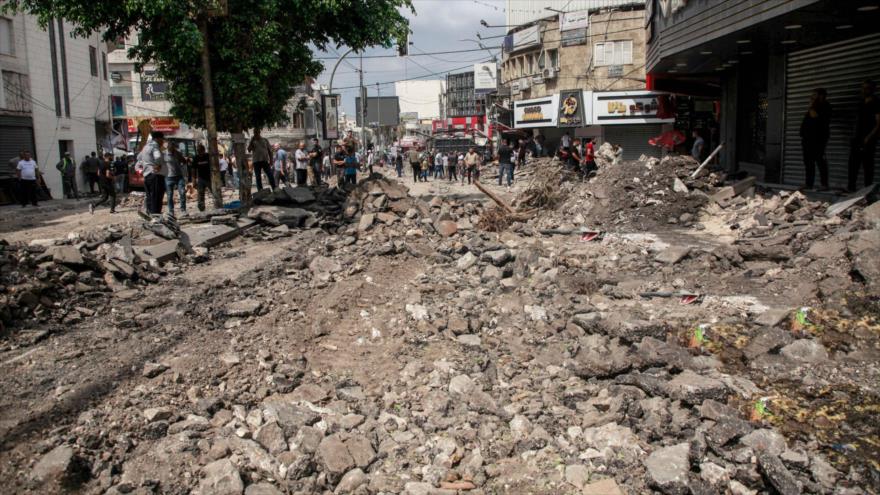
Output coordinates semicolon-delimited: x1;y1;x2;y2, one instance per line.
342;145;359;185
138;131;166;215
248;129;276;191
273;143;289;187
800;88;832;191
464;147;481;185
89;153;117;214
406;146;421;183
497;139;514;190
165;142;187;215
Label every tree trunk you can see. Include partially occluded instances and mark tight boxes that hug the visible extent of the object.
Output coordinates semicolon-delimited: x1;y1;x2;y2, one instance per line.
232;131;251;206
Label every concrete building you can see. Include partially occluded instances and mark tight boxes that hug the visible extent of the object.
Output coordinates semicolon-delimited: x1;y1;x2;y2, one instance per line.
506;0;645;27
395;80;444;120
1;12;111;200
647;0;880;190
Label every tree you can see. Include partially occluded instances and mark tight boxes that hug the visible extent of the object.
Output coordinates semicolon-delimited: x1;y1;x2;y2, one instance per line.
4;0;412;203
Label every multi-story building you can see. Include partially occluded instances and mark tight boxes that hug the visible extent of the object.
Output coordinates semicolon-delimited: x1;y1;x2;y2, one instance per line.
395;80;445;121
1;12;111;201
434;71;488;140
501;0;680;159
647;0;880;190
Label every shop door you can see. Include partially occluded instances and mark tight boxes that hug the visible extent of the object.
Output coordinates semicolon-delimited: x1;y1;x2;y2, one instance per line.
0;115;36;178
783;33;880;188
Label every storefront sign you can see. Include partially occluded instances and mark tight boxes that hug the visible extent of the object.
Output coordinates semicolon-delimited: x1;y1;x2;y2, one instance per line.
140;70;168;101
514;94;559;129
512;25;540;51
559;10;589;31
558;90;585;128
561;28;587;47
321;93;340;139
126;116;180;133
474;63;497;95
608;65;624;77
592;91;675;125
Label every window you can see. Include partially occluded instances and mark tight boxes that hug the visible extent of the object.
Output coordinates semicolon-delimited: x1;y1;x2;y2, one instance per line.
0;17;13;56
594;40;633;66
527;54;534;75
101;52;108;80
57;19;70;117
89;46;98;76
47;19;62;116
548;49;559;69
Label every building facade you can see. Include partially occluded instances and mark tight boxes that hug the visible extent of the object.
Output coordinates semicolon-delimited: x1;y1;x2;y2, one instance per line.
1;12;111;200
395;80;445;121
506;0;646;28
647;0;880;190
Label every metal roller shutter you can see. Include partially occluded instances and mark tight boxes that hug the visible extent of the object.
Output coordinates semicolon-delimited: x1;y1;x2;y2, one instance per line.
783;33;880;188
0;115;36;179
603;124;663;161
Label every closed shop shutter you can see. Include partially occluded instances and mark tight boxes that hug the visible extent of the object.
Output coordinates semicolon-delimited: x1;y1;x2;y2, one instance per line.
783;33;880;188
0;115;36;179
603;124;663;161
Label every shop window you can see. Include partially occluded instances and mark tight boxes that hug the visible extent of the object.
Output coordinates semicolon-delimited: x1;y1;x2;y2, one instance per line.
0;17;13;56
594;40;632;66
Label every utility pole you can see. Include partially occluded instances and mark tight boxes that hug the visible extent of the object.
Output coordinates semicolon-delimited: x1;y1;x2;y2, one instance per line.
359;52;366;152
198;15;223;209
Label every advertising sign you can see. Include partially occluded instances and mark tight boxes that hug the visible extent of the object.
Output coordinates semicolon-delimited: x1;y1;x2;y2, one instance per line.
559;10;589;31
400;111;419;122
558;90;585;128
126;116;180;133
561;28;587;47
592;91;675;125
512;25;540;51
321;94;340;139
474;63;497;95
140;70;168;101
514;94;559;129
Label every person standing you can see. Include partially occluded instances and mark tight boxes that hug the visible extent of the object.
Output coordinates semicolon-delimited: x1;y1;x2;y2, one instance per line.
138;131;166;214
112;154;128;193
800;88;832;191
321;148;331;182
230;154;240;189
394;152;403;178
273;144;289;187
691;130;705;162
248;129;276;191
309;138;324;186
332;144;346;183
16;151;40;207
464;147;481;185
56;152;79;199
342;145;358;185
561;131;572;152
165;143;187;215
583;138;597;177
848;80;880;192
219;153;229;187
497;139;514;189
193;144;212;212
89;154;116;214
406;147;421;183
83;152;100;194
293;141;309;186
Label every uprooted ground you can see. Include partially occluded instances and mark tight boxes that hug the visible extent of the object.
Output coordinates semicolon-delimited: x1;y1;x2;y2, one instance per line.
0;157;879;495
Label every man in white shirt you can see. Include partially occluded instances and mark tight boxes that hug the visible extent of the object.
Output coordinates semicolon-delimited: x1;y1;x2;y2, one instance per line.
16;151;40;207
561;131;572;151
294;141;309;186
219;154;229;187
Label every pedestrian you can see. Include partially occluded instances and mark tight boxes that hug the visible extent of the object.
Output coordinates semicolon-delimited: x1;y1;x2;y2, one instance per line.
230;154;240;189
583;138;597;177
465;147;481;185
219;153;229;187
16;151;40;207
165;142;187;215
457;152;466;185
294;141;309;186
407;146;421;183
395;153;403;178
273;144;289;187
138;131;166;214
848;79;880;192
568;138;583;172
691;130;705;162
561;131;571;152
248;129;276;191
309;138;324;186
193;144;212;212
332;144;346;184
112;154;128;193
497;138;514;189
800;88;832;191
321;148;331;182
89;153;116;214
56;151;79;199
82;151;100;194
342;145;358;185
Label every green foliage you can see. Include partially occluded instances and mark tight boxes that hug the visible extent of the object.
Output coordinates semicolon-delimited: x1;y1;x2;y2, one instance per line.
4;0;412;131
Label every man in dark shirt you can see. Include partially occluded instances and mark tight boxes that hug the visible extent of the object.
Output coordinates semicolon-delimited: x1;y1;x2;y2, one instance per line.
849;79;880;191
89;153;116;214
332;144;346;183
800;88;832;191
112;155;128;193
193;144;212;211
497;139;514;188
309;138;324;187
84;152;101;194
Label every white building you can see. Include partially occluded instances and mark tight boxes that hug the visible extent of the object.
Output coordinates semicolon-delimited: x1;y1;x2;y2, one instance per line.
505;0;638;27
0;12;111;199
394;80;445;121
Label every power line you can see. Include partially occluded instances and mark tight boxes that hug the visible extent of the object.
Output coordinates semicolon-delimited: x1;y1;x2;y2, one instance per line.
314;46;501;60
331;59;489;91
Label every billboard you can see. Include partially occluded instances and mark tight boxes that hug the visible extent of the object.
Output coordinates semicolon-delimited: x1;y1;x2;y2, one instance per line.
559;10;589;31
592;91;675;125
474;63;497;95
321;93;340;140
513;94;559;129
512;25;540;51
140;70;168;101
558;90;586;128
355;96;400;127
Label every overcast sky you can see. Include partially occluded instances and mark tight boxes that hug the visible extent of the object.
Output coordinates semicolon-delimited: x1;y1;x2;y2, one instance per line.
315;0;507;116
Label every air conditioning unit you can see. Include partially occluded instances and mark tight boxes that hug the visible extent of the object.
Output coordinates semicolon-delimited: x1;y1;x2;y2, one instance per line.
543;67;558;79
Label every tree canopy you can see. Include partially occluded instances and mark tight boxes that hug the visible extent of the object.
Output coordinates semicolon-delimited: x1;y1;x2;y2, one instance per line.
5;0;412;132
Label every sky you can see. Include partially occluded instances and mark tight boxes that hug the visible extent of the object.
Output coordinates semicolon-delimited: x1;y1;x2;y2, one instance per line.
315;0;508;117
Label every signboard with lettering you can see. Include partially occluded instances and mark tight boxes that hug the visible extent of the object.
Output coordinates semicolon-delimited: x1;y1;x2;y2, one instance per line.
474;63;497;95
512;25;540;51
608;65;624;77
561;28;587;46
558;90;585;128
513;94;559;129
140;70;168;101
559;10;589;31
592;91;675;125
126;116;180;133
321;94;340;140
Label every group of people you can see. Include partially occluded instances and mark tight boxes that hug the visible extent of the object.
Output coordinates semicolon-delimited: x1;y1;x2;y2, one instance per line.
399;146;486;185
556;134;599;180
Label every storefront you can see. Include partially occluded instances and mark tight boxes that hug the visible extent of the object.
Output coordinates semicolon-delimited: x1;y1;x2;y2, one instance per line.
592;90;675;160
